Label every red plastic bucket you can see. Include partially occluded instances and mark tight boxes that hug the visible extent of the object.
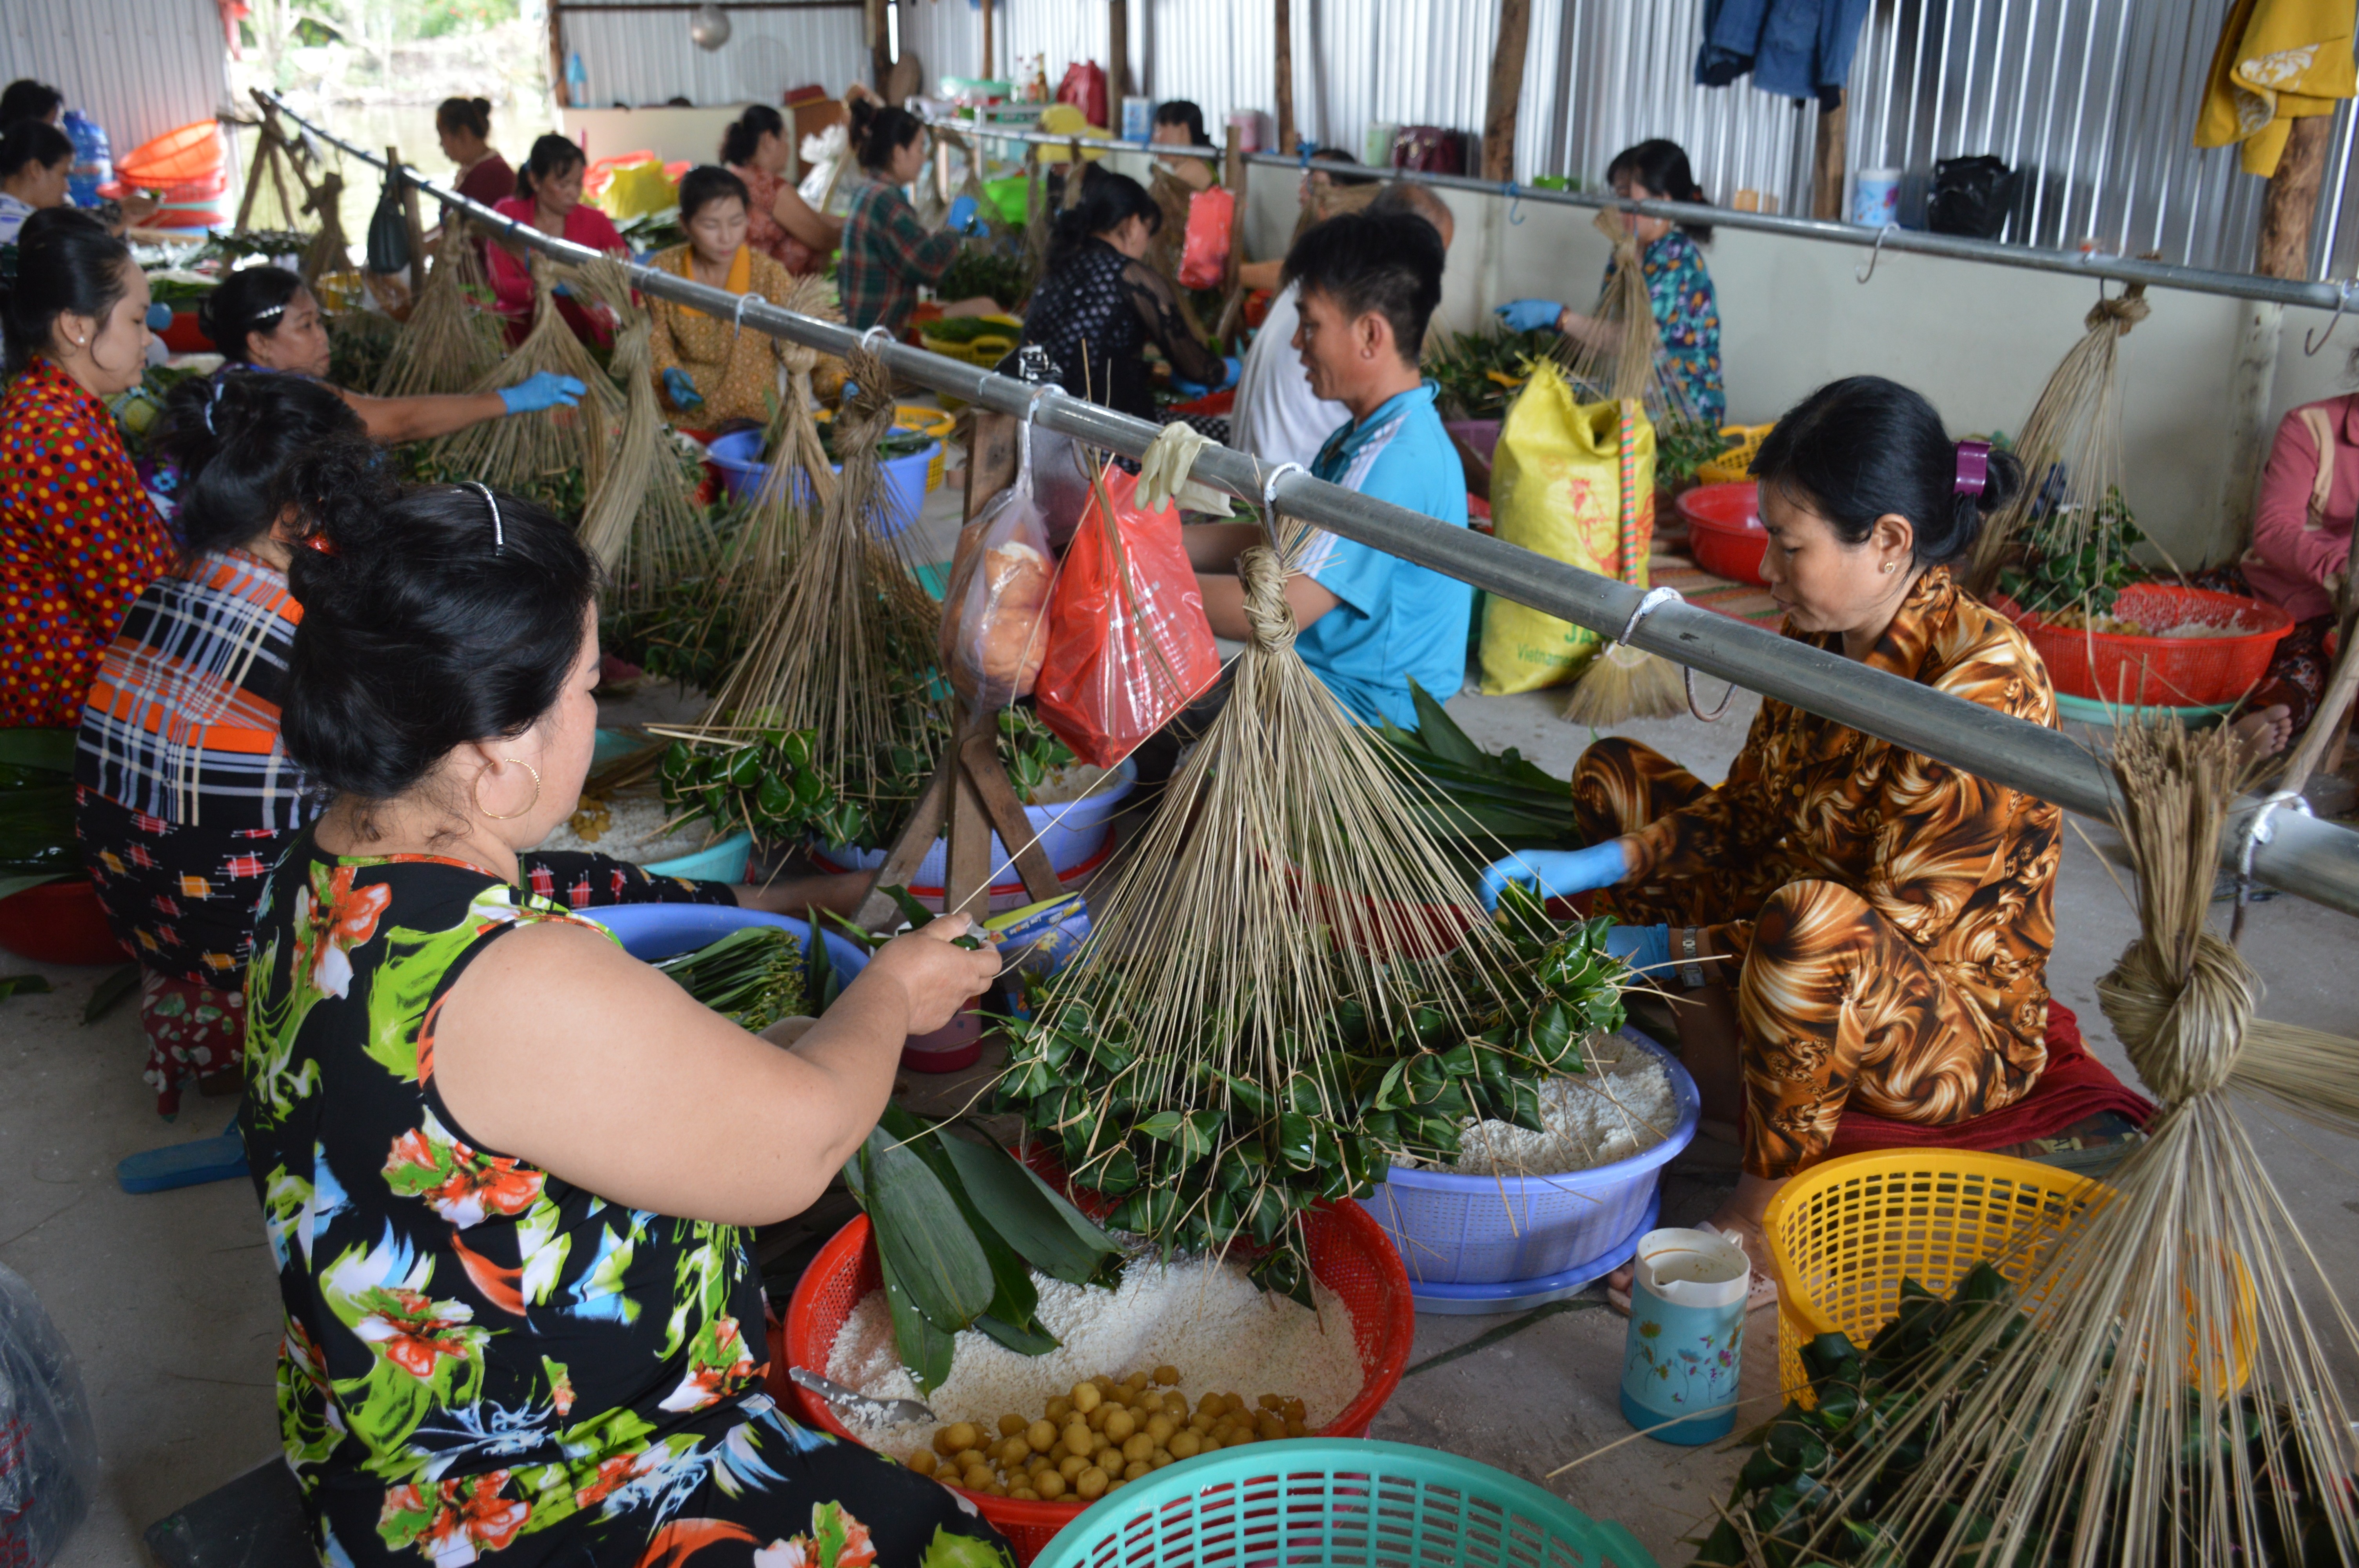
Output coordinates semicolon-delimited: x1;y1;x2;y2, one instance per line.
0;879;129;967
2010;584;2294;706
1677;481;1767;586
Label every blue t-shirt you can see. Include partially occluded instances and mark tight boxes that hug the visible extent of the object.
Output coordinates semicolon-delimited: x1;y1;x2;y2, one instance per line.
1296;381;1473;727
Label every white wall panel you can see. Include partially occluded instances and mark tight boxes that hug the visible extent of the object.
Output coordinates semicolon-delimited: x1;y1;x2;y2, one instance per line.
0;0;228;158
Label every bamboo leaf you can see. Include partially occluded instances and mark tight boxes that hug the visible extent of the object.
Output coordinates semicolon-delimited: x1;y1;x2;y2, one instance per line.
972;1312;1060;1356
876;1244;956;1394
851;1123;994;1334
1406;679;1486;768
932;1123;1119;1285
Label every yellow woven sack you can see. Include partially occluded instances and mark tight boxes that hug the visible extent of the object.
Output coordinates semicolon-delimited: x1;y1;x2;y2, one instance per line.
1480;360;1648;694
596;159;680;222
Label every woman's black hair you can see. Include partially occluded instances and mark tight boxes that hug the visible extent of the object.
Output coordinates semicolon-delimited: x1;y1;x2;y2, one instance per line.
1606;138;1711;244
1049;168;1160;268
1;207;132;373
158;371;363;561
0;80;62;127
435;96;493;140
1281;209;1445;364
516;132;586;200
677;163;751;225
1307;146;1378;188
1751;376;2026;568
720;103;785;167
0;120;72;181
1152;100;1206;147
196;264;305;366
280;440;600;817
847;98;923;173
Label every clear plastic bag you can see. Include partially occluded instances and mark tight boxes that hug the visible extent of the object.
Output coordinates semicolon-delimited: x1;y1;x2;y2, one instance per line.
940;425;1057;710
1027;425;1094;550
0;1263;98;1566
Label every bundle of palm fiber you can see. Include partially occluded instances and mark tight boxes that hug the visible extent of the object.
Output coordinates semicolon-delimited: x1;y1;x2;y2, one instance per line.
428;254;623;515
567;257;710;609
296;169;350;289
1725;718;2359;1567
671;343;940;804
374;221;503;399
1556;208;1682;724
1964;285;2151;598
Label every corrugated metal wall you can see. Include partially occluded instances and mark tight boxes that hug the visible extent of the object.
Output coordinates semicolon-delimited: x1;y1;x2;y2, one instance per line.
0;0;228;157
556;3;869;107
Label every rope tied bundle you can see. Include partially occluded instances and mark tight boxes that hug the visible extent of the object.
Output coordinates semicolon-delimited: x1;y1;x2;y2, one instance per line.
1238;544;1296;653
2096;925;2254;1103
2085;284;2151;336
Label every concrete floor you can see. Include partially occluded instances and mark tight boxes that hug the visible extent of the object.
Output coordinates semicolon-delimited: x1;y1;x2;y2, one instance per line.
9;683;2358;1567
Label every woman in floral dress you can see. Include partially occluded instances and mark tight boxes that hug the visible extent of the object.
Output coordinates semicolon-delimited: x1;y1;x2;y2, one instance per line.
242;437;1008;1566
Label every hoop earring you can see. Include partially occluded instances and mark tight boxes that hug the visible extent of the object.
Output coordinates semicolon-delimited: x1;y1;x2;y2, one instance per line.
474;757;542;821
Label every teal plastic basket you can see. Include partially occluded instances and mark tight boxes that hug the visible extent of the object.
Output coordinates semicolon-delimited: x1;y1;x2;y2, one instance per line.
1033;1439;1657;1568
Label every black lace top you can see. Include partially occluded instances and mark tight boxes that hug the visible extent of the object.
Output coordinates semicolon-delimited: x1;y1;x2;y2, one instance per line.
1016;238;1225;421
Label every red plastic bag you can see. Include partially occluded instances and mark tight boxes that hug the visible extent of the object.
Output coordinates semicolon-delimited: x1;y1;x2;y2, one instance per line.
1177;185;1234;290
1055;61;1108;132
1035;463;1222;767
940;468;1055;710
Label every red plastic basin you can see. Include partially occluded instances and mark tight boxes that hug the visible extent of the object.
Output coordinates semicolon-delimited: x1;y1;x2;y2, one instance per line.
1677;481;1767;586
2009;584;2295;707
0;878;129;967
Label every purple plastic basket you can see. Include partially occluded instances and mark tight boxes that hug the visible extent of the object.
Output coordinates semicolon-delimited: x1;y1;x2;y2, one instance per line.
1358;1027;1699;1287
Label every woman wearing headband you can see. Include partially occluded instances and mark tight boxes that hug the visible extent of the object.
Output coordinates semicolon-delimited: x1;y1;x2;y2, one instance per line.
0;208;173;728
242;444;1008;1567
1481;377;2059;1308
198;265;583;443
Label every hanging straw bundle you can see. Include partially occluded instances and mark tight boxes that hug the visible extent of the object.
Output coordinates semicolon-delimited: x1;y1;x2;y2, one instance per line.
373;221;503;399
569;258;710;610
427;254;624;516
1712;718;2359;1567
1964;285;2152;600
1555;209;1684;724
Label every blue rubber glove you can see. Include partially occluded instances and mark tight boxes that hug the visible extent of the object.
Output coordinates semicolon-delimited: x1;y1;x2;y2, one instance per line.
1477;841;1631;911
145;302;174;332
1495;298;1566;334
499;372;586;415
1215;354;1243;392
1169;374;1211;400
660;366;704;410
1603;923;1671;975
947;193;980;233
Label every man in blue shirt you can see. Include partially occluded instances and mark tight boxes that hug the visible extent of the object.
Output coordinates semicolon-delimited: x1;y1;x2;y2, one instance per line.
1186;205;1471;727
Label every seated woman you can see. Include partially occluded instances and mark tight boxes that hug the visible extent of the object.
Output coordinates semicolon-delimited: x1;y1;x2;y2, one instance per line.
487;133;629;343
1016;168;1229;423
0;119;73;244
244;441;1010;1565
436;96;514;212
1483;377;2058;1299
720;104;843;275
836;99;995;335
650;165;832;427
1494;138;1726;430
0;208;173;729
198;265;582;444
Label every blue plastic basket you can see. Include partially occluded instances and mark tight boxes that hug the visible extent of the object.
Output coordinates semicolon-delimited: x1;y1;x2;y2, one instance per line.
1358;1029;1698;1290
705;428;936;538
1034;1439;1658;1568
582;902;868;991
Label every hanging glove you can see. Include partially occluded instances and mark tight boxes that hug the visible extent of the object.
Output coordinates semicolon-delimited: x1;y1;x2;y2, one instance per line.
1136;421;1235;518
1495;298;1567;334
660;367;705;410
1215;354;1243;392
1476;841;1631;911
947;193;980;234
1603;923;1671;976
498;373;587;415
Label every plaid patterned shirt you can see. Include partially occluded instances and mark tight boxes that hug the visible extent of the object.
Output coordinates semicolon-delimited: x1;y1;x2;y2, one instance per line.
836;175;961;335
76;548;314;833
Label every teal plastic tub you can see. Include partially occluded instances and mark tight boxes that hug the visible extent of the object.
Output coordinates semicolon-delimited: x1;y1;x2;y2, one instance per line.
643;829;753;884
1034;1438;1658;1568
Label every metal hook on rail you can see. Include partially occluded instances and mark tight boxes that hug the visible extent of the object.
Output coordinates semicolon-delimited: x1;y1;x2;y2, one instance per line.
2304;279;2355;357
1504;182;1525;225
1855;224;1897;285
731;290;754;341
2233;789;2312;940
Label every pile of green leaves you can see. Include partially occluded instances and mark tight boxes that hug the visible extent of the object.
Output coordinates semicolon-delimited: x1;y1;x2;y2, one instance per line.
400;440;592;525
936;242;1032;312
655;924;810;1029
187;230;316;266
143;271;218;310
1424;325;1557;421
1377;681;1587;851
0;730;77;902
1658;416;1739;489
1998;484;2147;618
992;884;1628;1304
326;308;402;397
843;1104;1123;1392
615;208;686;253
918;314;1020;347
1694;1265;2355;1567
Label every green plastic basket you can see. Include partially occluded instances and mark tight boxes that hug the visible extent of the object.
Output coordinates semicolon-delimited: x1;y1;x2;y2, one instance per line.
1033;1439;1657;1568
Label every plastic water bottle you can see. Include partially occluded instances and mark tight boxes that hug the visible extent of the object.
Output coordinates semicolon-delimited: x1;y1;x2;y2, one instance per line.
63;110;112;209
565;51;589;107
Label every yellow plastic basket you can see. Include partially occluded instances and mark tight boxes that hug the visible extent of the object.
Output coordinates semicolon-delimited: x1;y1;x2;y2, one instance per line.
1695;422;1774;486
1761;1151;2109;1403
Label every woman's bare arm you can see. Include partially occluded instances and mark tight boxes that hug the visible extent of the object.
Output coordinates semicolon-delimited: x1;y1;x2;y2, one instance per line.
338;386;510;443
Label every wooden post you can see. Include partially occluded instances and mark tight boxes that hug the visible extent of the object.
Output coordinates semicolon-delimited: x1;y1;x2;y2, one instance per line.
1109;0;1130;100
2256;114;2334;280
2220;115;2333;554
548;4;570;107
1274;0;1294;158
390;146;426;278
1479;0;1532;184
867;0;892;93
981;0;994;81
1812;97;1847;221
1223;120;1244;197
964;409;1019;521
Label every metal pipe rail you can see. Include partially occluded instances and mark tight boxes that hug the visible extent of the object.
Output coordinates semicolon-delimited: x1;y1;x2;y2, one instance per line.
261;91;2359;918
918;111;2354;313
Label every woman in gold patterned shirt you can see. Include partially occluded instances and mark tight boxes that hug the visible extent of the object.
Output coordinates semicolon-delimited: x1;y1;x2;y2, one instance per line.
649;166;838;428
1483;376;2058;1297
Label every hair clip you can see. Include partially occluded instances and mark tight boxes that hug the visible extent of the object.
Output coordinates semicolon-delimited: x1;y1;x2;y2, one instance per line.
202;377;226;433
1953;439;1992;498
463;480;505;555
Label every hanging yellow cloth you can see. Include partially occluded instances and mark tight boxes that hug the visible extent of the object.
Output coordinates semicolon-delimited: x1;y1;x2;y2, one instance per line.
2195;0;2358;176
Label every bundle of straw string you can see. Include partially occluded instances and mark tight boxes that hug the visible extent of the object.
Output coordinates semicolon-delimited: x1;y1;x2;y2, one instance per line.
1763;718;2359;1566
570;257;710;608
374;221;503;399
429;254;625;507
1964;285;2153;597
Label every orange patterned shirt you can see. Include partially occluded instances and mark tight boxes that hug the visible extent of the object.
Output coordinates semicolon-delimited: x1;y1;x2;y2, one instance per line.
1625;566;2063;1056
